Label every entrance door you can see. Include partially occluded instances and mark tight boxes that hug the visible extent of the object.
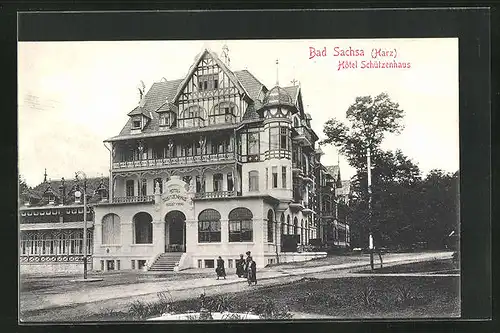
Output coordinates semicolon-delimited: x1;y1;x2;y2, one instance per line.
165;210;186;252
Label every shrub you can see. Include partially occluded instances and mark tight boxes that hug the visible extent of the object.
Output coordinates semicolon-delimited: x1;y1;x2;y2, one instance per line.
250;298;293;319
127;291;175;320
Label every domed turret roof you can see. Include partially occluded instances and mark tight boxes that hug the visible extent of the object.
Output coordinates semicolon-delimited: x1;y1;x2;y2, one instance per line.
263;86;294;107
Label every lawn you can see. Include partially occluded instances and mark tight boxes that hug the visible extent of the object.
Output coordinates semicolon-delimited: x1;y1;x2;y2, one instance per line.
76;275;460;321
358;259;459;274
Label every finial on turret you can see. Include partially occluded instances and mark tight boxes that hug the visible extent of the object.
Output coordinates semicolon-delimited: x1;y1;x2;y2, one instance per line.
43;168;47;183
275;59;279;86
222;44;230;67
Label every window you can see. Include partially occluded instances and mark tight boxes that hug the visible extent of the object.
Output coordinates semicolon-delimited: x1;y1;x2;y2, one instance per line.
140;178;147;196
265;168;269;189
126;180;135;197
229;208;253;242
198;209;221;243
102;214;121;244
282;166;287;188
247;132;259;156
272;166;278;188
131;260;135;270
267;210;274;243
133;119;141;129
134;212;153;244
269;127;279;150
159;113;172;127
213;173;223;192
196;176;203;193
293;116;300;127
198;75;218;92
100;260;104;271
204;259;215;268
249;171;259;192
153;178;163;194
281;213;285;235
198;259;203;268
280;127;288;149
228;259;233;268
117;260;121;270
227;173;234;192
138;260;146;270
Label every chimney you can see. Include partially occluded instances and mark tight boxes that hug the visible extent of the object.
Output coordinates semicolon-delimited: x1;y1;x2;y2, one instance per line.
59;177;66;206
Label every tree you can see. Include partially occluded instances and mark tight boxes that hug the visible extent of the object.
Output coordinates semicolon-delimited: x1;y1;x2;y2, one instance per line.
322;93;405;170
19;174;29;194
321;93;408;247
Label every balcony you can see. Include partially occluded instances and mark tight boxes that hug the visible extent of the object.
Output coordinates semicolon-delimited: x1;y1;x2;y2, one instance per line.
113;195;155;204
293;126;313;147
194;191;240;200
113;152;235;170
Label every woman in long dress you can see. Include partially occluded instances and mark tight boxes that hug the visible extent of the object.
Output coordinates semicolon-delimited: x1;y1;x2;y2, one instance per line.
236;254;245;278
247;257;257;286
216;256;226;280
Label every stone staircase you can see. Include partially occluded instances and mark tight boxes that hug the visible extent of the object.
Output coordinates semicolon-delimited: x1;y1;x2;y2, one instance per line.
148;253;183;272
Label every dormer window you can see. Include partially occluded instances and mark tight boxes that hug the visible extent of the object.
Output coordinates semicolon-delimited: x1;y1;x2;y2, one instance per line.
159;113;173;127
48;194;55;204
132;119;141;129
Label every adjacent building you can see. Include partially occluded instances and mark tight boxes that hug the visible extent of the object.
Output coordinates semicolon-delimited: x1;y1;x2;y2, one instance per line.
19;171;108;273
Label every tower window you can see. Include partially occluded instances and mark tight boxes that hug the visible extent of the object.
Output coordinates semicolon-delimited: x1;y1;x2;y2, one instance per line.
272;166;278;188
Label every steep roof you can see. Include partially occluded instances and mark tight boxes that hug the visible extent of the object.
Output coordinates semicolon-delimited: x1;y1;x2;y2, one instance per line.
283;85;299;104
234;70;267;101
112;54;273;140
22;176;110;206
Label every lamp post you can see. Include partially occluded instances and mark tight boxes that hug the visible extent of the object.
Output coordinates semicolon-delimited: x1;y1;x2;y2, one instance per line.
367;147;375;270
75;171;88;279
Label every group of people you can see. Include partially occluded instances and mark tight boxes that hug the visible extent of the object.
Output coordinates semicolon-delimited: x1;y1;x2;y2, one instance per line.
215;251;257;286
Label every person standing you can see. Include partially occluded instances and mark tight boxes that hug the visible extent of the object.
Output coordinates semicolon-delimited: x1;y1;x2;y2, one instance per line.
247;256;257;286
216;256;226;280
236;254;245;278
244;251;251;278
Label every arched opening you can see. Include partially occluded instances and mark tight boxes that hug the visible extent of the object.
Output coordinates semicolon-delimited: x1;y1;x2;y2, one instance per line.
267;209;274;243
198;209;221;243
133;212;153;244
165;210;186;252
229;207;253;242
293;217;298;235
287;215;291;234
280;213;285;236
102;213;121;245
301;219;304;244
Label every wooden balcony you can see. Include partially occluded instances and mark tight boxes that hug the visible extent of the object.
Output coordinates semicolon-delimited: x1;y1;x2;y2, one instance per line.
113;195;155;204
293;126;313;146
194;191;240;199
112;152;235;170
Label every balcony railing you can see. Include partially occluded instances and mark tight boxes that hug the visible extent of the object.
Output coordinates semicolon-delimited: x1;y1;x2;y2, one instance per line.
194;191;240;199
113;152;235;169
113;195;155;204
293;126;313;146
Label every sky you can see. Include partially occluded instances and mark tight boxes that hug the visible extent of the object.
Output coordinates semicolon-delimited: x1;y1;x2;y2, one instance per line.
18;39;459;187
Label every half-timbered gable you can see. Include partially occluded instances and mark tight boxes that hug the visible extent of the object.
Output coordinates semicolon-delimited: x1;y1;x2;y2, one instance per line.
173;49;252;128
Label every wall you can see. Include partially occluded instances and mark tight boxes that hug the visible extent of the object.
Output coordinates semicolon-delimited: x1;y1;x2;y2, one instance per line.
92;202;161;270
20;262;92;275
